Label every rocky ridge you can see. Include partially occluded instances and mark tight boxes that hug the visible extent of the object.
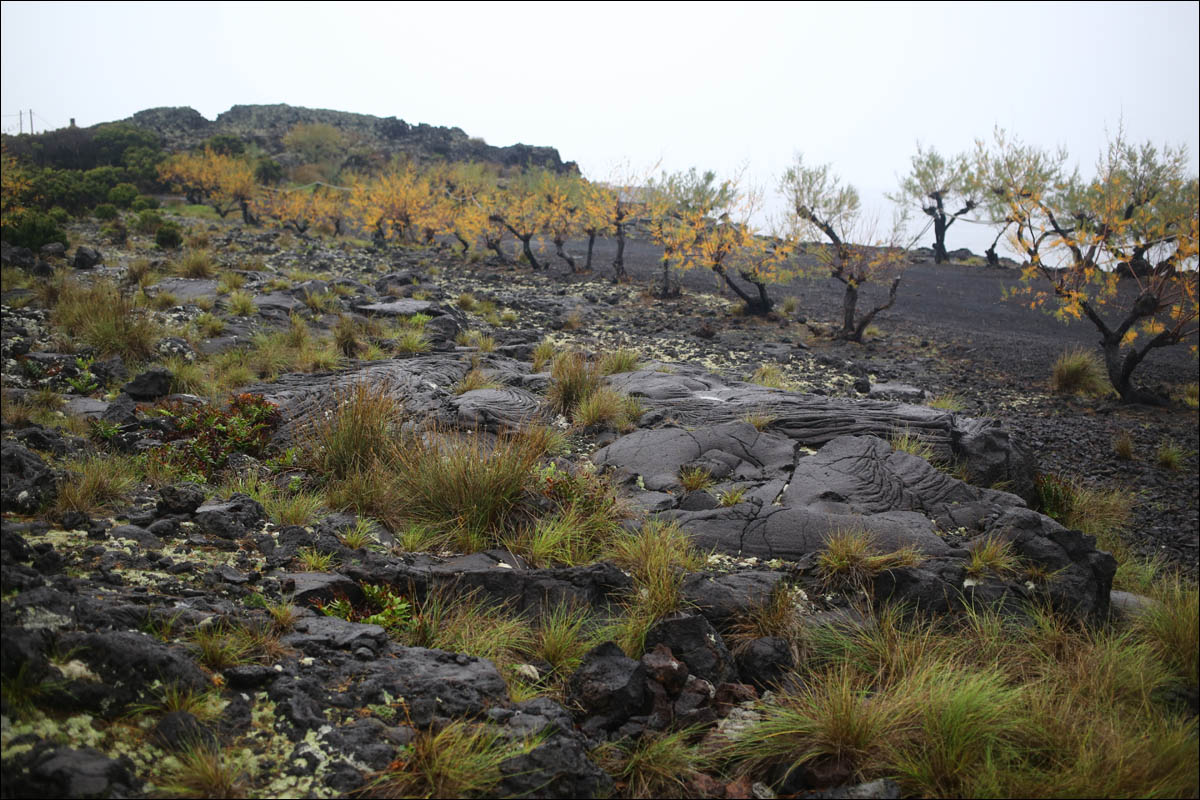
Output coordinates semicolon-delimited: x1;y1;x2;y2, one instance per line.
122;104;575;172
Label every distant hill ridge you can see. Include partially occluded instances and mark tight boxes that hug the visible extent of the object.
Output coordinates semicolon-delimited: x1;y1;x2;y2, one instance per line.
123;103;575;172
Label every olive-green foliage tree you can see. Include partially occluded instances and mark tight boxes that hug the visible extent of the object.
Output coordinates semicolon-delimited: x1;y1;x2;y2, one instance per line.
890;143;977;263
782;154;910;341
978;128;1199;403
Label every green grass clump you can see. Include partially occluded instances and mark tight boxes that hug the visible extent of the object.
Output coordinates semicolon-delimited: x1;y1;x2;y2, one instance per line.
176;249;216;279
602;520;706;656
227;289;256;316
594;727;710;798
193;312;226;339
889;427;937;462
720;599;1200;798
678;465;714;492
749;363;791;389
1050;347;1109;396
573;386;643;431
547;351;602;416
1155;438;1184;470
1112;430;1135;460
188;620;287;670
51;277;160;360
54;453;140;515
369;719;534;799
816;529;924;591
457;329;496;353
301;383;403;480
964;534;1020;579
394;328;431;354
598;347;642;375
926;392;965;412
160;740;248;799
531;338;556;372
216;271;245;293
452;368;502;395
385;427;548;552
740;410;776;431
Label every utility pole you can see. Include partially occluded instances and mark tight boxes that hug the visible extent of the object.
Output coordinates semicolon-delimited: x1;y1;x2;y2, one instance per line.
18;110;22;134
29;110;34;135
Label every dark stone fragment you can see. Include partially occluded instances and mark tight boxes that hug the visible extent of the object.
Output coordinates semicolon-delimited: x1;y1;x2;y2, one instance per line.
152;710;217;750
734;636;796;692
21;746;133;798
100;393;139;425
59;510;91;532
193;493;265;538
122;367;173;401
108;524;162;549
158;482;206;515
565;642;648;729
1;443;57;513
497;736;614;799
55;630;208;713
267;675;329;737
281;616;387;654
641;643;689;695
73;246;103;269
644;614;738;685
323;717;402;770
713;682;758;716
283;572;361;608
147;518;179;538
680;571;788;629
223;664;278;690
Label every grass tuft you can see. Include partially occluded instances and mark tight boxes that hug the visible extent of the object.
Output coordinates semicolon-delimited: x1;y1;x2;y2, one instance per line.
816;529;924;591
1050;347;1109;396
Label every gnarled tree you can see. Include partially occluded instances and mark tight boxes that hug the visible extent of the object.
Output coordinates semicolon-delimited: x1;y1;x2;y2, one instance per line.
891;143;978;263
782;154;909;341
981;128;1199;403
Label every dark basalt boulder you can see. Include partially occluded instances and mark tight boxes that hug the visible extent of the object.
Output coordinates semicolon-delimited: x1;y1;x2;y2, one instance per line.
566;642;649;730
193;493;266;539
1;443;58;513
54;630;209;714
680;571;793;629
497;736;614;799
157;482;206;515
122;366;173;401
644;614;738;686
72;245;103;270
347;644;510;728
734;636;796;691
4;745;135;799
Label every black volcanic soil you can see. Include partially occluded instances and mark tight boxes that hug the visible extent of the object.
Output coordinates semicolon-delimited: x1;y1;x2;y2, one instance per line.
466;235;1198;573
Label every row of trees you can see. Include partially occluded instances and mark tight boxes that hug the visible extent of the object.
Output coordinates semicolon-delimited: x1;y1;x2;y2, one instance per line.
5;123;1195;403
154;134;1198;402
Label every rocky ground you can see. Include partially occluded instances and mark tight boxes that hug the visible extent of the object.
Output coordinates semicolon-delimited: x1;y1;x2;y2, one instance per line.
1;220;1196;798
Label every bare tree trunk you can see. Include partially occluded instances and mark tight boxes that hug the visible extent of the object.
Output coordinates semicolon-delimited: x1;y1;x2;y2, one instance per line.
585;232;596;271
612;222;627;280
847;278;901;342
716;267;772;315
554;238;577;272
454;232;471;254
520;235;543;270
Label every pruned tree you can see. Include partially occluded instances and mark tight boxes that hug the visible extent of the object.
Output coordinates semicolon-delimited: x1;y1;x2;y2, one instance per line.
971;128;1070;266
541;172;584;272
890;143;977;263
158;148;259;224
782;154;910;341
490;170;548;269
981;128;1199;403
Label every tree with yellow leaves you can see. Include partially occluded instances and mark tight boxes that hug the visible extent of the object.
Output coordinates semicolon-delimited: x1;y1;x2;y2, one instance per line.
979;128;1198;403
781;154;910;341
541;172;585;272
490;169;549;269
348;163;434;245
159;148;259;224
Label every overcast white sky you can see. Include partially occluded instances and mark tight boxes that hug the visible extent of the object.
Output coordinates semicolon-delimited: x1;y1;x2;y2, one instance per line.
3;1;1198;254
